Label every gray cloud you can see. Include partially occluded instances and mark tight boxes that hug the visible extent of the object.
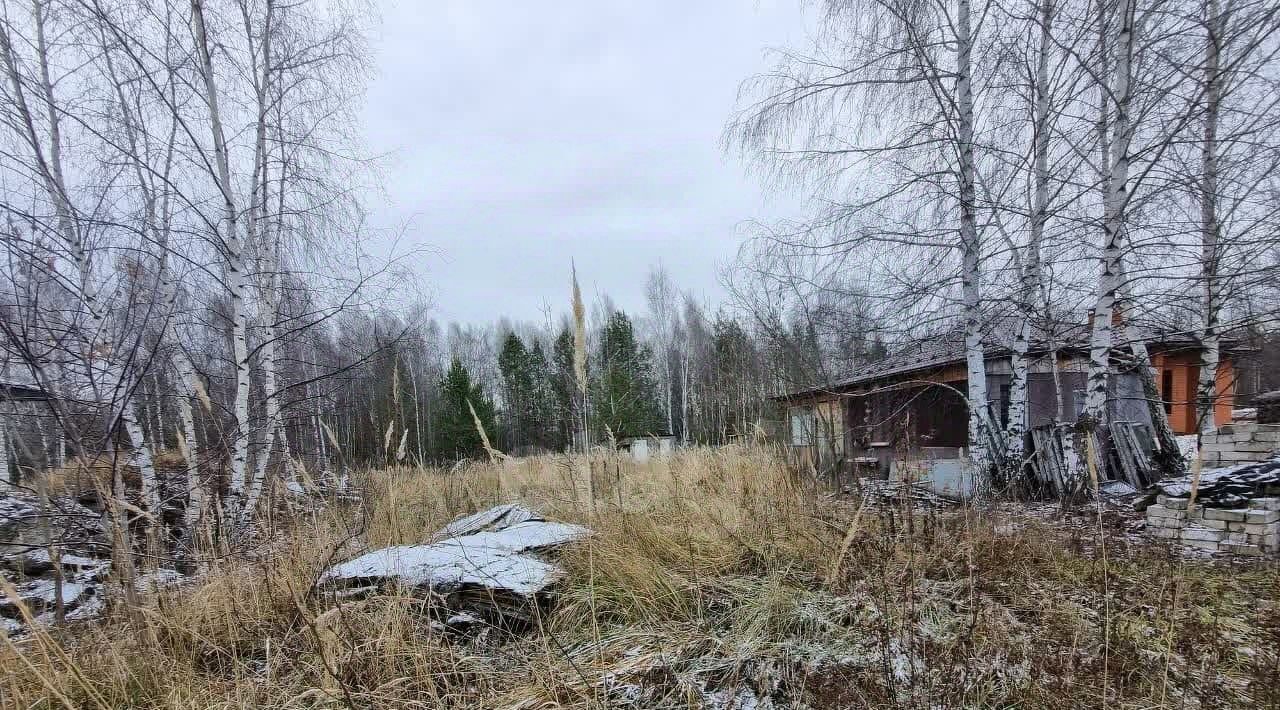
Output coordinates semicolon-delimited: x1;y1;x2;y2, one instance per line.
361;1;810;324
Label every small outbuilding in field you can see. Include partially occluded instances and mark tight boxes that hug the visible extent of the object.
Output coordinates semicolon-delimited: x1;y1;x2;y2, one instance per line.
777;320;1241;490
616;434;676;463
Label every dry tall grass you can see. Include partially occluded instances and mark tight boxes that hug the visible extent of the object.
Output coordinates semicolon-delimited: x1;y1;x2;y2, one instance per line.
2;444;1278;708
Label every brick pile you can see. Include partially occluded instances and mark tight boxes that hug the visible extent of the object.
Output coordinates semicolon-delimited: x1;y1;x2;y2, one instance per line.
1198;423;1280;467
1146;495;1280;556
1142;440;1280;556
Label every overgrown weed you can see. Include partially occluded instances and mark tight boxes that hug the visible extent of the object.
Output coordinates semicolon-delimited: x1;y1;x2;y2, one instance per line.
2;444;1276;708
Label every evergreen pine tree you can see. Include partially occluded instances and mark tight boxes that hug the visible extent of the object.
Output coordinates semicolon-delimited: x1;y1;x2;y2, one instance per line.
498;332;534;451
434;357;498;460
527;340;555;450
594;311;661;438
551;326;577;450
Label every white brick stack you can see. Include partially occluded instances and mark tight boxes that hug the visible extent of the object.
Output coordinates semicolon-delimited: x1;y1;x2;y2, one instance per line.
1146;495;1280;556
1198;423;1280;468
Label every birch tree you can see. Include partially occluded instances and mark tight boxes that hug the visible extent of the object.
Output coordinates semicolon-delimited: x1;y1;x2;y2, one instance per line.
1075;0;1209;479
999;0;1063;470
729;0;1004;476
1083;0;1137;426
644;264;679;436
0;0;162;513
0;0;415;575
1185;0;1280;432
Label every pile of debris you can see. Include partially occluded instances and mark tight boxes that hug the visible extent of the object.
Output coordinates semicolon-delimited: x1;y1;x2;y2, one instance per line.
845;478;958;510
316;504;589;624
0;490;106;555
1;489;191;635
1140;456;1280;556
0;552;109;634
1141;456;1280;507
1028;422;1160;498
1;490;107;632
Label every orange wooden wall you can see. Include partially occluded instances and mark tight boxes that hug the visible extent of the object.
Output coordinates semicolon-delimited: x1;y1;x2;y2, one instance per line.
1150;353;1235;434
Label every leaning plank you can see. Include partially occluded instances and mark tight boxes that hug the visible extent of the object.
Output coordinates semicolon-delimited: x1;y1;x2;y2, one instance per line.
1109;423;1141;489
1111;421;1155;489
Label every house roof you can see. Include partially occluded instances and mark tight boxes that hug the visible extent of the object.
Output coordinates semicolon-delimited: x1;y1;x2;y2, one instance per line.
0;381;52;401
0;368;49;401
856;318;1096;378
777;318;1232;401
0;360;120;404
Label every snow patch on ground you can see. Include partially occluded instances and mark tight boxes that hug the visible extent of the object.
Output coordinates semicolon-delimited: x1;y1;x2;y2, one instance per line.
17;579;89;606
318;510;589;599
702;685;770;710
22;550;108;570
320;541;564;596
446;611;479;626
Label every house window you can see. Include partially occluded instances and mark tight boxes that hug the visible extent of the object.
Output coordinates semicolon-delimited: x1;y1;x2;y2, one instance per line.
790;406;815;447
1073;389;1086;418
999;384;1011;428
1161;369;1174;415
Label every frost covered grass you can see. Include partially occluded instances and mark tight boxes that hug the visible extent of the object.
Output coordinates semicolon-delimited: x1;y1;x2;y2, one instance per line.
3;444;1280;708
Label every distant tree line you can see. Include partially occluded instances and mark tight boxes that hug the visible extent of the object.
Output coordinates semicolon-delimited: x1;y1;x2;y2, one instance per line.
320;262;879;464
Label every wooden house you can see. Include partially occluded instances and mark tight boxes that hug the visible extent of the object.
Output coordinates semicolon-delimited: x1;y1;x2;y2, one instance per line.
777;323;1238;478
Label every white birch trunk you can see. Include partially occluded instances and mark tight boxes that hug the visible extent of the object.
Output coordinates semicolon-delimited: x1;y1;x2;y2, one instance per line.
191;0;252;521
244;129;282;520
244;316;279;523
0;408;9;486
1197;326;1220;433
278;412;293;464
155;379;169;446
1196;0;1222;434
53;425;64;470
310;380;331;478
680;348;691;444
956;0;990;475
1084;254;1119;428
37;416;50;471
1007;325;1030;467
1084;0;1134;425
143;379;160;446
166;349;204;534
1006;0;1056;470
121;404;160;512
666;374;674;438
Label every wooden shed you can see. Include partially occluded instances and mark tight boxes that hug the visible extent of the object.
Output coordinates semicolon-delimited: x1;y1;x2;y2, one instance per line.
777;324;1240;479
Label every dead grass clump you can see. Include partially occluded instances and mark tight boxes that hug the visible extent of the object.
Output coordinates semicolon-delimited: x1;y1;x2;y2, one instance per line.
3;444;1280;708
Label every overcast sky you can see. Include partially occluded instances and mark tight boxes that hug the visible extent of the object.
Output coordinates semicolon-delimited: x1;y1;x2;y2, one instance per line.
361;1;812;325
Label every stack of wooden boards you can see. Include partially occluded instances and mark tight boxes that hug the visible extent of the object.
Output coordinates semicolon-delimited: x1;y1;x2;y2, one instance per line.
1027;421;1160;497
